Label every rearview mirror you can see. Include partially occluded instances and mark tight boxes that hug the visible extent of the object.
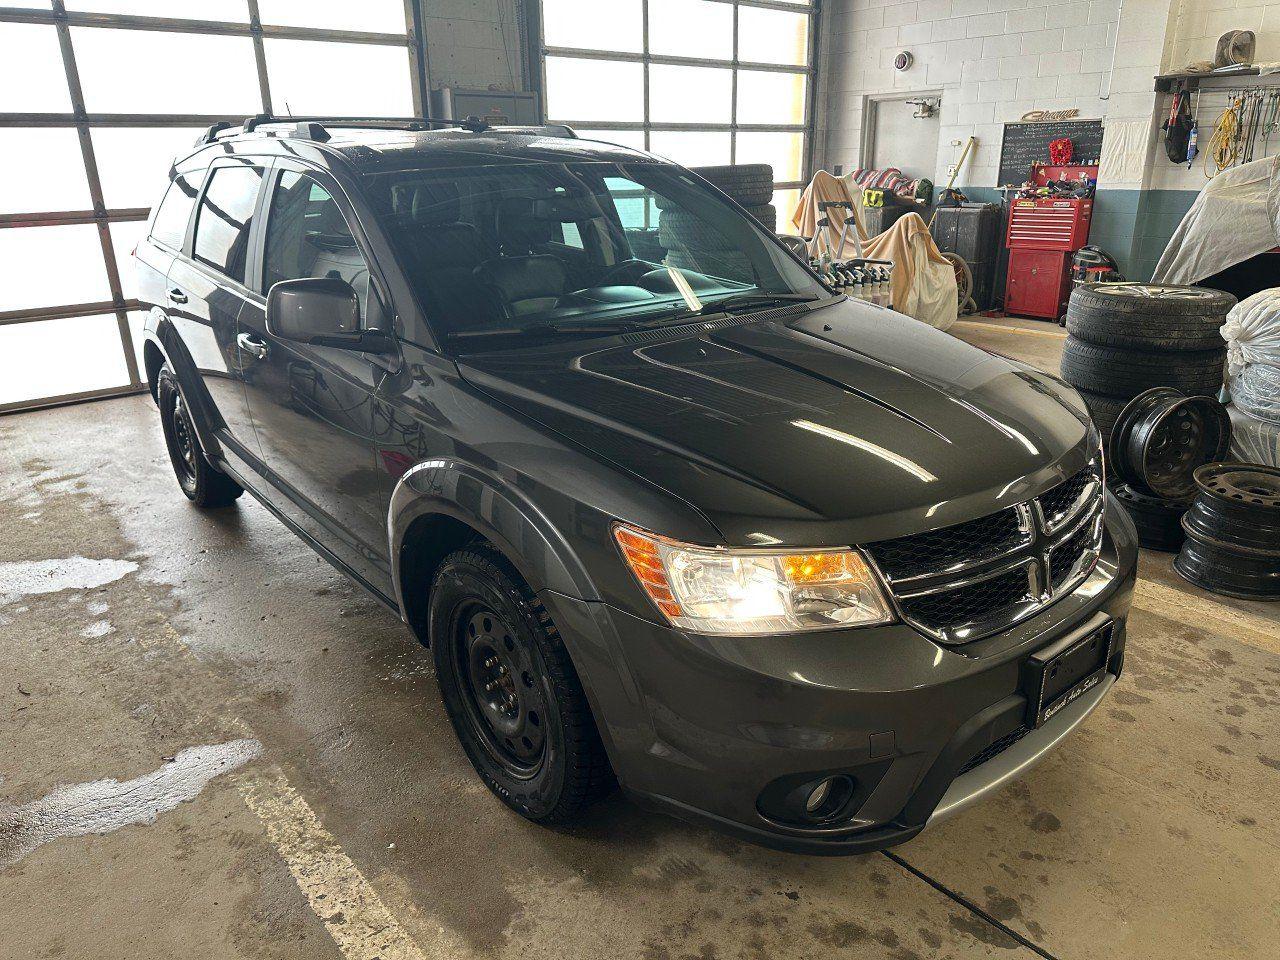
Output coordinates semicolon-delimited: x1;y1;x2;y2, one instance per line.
266;277;395;353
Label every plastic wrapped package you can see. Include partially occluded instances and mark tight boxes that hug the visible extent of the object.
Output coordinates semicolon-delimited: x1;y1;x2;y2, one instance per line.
1222;287;1280;424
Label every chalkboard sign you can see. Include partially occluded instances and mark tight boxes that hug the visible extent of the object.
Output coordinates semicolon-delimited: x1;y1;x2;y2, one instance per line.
998;119;1105;186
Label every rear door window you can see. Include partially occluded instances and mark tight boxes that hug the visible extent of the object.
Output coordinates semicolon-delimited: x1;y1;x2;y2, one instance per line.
192;163;264;284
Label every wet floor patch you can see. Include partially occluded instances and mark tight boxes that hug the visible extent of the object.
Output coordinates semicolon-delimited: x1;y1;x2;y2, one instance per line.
0;556;138;607
0;739;261;869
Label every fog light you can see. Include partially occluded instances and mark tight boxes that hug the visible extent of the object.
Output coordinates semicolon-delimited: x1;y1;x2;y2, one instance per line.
805;778;833;814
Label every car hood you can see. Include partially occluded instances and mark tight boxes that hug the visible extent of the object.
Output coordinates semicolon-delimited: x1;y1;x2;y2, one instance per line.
459;300;1095;545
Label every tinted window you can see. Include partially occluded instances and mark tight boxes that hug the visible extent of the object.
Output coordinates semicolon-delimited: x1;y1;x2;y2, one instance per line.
149;172;202;251
362;160;824;352
262;171;370;313
192;164;263;283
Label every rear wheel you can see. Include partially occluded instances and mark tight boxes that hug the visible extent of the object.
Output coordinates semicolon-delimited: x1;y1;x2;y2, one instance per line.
429;545;612;823
157;366;243;508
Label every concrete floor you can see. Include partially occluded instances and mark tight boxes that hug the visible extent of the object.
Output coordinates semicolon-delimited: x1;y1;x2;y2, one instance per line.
2;319;1278;960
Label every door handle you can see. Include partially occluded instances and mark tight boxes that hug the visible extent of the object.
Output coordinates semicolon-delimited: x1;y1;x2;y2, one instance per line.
168;288;188;304
237;332;270;361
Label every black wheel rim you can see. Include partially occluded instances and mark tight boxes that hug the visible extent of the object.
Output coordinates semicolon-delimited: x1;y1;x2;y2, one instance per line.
452;604;547;777
170;393;198;484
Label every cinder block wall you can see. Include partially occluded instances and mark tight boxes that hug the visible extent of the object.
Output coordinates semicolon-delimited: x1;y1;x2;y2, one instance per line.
815;0;1280;280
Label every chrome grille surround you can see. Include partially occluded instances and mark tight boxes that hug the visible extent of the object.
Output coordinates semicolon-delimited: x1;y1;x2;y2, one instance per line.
865;460;1105;645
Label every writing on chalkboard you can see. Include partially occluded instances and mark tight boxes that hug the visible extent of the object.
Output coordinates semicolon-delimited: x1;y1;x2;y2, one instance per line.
998;119;1105;188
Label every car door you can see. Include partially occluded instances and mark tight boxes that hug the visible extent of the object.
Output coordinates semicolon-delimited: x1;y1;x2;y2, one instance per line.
237;160;396;593
166;157;268;466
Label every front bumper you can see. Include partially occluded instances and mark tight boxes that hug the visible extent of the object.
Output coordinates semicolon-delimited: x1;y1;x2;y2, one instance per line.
543;499;1138;855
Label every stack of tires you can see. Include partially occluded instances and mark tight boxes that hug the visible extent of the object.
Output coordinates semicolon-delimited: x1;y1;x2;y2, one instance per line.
1061;284;1236;443
658;164;775;276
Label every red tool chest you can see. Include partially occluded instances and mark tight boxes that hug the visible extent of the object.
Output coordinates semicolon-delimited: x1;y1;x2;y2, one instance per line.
1004;164;1096;321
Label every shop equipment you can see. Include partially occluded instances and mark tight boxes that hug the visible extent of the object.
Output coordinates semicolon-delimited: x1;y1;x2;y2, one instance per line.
1175;463;1280;598
1003;162;1096;320
931;203;1002;310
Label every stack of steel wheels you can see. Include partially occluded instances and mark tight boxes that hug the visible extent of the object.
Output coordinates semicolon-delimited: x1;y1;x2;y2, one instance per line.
1175;464;1280;599
1061;284;1235;442
1107;387;1232;552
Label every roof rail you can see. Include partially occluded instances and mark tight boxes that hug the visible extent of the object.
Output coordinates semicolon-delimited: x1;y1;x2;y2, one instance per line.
196;115;469;144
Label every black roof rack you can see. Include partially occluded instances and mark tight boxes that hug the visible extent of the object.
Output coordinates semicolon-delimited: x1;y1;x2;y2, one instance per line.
198;115;578;146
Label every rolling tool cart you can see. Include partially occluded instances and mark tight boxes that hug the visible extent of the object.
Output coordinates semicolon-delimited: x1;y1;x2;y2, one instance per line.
1004;162;1097;321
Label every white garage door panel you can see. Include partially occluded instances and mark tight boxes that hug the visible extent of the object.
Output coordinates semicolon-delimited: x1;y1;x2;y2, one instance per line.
0;315;131;408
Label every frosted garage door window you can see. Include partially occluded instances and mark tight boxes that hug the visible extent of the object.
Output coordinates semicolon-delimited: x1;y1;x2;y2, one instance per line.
648;130;731;168
92;127;206;210
0;225;110;312
736;131;805;183
0;24;72;112
0;130;92;214
738;7;809;66
72;29;261;114
65;1;248;19
773;189;801;233
648;0;732;60
736;71;807;126
0;315;130;408
650;65;732;124
542;0;642;52
264;39;413;117
545;57;643;122
257;0;406;32
575;129;648;150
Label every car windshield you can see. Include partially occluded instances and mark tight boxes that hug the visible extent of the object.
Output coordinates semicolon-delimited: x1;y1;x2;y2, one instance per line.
360;158;826;353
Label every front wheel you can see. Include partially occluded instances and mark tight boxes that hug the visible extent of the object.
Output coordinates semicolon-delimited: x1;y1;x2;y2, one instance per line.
157;366;243;508
429;545;613;823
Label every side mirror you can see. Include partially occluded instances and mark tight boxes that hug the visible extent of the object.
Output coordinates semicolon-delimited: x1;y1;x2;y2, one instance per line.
266;277;395;353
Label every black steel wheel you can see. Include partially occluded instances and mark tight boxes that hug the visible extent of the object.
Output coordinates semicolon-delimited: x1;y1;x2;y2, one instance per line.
1108;387;1231;502
429;545;613;822
1112;483;1188;552
1175;463;1280;599
156;365;243;508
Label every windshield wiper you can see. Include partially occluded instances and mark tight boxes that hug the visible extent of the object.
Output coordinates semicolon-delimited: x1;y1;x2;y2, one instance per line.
669;292;820;323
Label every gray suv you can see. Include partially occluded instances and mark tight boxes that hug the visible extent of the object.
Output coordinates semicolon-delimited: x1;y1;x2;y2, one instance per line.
136;115;1138;854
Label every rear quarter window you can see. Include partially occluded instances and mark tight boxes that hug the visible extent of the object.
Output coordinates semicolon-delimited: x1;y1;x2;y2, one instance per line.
149;172;203;251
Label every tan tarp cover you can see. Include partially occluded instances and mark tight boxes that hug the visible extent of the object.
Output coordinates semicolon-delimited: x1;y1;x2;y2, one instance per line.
791;170;868;258
861;212;958;331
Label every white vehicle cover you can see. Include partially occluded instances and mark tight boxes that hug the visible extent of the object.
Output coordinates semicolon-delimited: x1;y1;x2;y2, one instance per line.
1221;287;1280;425
1151;155;1280;284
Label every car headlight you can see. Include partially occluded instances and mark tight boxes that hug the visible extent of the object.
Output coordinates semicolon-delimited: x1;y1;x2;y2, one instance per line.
614;523;895;635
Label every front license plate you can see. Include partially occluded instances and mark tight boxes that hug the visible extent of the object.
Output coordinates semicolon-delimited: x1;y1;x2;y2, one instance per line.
1023;621;1113;728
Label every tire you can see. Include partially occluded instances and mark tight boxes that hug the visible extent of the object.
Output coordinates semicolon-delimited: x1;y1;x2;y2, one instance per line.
742;203;777;231
1112;483;1187;552
1078;389;1129;441
1065;284;1235;352
691;163;775;205
429;545;613;823
156;365;243;508
1060;338;1226;398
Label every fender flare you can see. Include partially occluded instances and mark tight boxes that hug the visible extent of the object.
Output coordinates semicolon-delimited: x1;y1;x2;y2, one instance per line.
386;458;602;617
141;314;227;463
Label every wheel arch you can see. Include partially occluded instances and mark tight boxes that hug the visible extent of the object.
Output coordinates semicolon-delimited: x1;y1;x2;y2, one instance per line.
142;315;226;463
388;459;602;642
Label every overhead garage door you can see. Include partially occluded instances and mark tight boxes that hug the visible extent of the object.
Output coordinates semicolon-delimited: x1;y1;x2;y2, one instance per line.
0;0;426;414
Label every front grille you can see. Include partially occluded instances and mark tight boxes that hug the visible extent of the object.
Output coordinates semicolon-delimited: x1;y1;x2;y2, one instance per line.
866;509;1026;581
866;458;1104;644
898;567;1034;637
1039;464;1098;531
1049;515;1102;592
957;725;1031;776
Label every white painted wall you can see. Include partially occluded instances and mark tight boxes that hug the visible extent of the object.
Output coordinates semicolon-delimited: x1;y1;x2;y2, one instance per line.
422;0;524;91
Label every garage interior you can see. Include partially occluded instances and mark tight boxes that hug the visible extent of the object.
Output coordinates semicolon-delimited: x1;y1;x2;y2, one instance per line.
2;2;1278;959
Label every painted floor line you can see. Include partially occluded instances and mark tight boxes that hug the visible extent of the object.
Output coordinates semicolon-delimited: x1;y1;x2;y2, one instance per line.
1133;578;1280;655
238;766;458;960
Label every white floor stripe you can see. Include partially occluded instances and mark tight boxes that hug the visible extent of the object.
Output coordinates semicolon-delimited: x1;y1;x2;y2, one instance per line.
1134;578;1280;655
238;768;454;960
